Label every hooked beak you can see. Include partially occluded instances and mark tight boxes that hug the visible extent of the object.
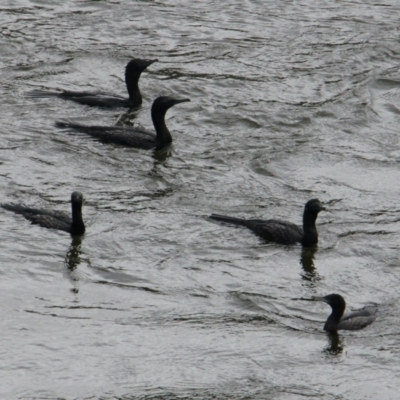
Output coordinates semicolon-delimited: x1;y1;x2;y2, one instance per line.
145;59;158;67
313;296;329;303
173;98;190;105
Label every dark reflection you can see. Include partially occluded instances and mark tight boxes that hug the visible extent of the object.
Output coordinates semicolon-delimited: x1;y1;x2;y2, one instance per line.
65;236;83;272
300;246;319;282
115;108;140;126
64;236;83;292
323;333;344;355
152;145;172;163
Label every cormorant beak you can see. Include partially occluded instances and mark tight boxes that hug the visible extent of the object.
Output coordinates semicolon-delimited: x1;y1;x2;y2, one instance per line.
145;59;158;67
173;98;190;105
313;296;329;303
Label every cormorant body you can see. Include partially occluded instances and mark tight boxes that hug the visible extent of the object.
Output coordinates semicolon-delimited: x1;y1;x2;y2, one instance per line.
315;293;377;333
56;96;190;150
2;191;85;235
27;59;157;108
210;199;325;246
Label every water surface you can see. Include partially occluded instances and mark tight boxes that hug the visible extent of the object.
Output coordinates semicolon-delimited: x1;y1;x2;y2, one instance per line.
1;1;400;399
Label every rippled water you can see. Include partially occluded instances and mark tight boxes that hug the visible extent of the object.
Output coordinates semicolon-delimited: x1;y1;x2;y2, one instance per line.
2;1;400;399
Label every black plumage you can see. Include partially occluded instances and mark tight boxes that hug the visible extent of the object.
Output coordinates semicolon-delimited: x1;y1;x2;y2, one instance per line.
27;58;157;108
56;96;190;150
210;198;325;246
2;191;85;236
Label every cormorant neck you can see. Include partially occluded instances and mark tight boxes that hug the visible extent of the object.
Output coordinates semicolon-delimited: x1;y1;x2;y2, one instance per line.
323;305;345;334
125;71;142;106
71;203;85;235
151;108;172;148
301;211;319;247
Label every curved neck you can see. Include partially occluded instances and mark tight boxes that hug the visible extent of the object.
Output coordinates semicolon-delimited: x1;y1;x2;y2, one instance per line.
152;108;172;148
71;204;85;235
301;211;318;246
125;71;142;105
324;306;345;333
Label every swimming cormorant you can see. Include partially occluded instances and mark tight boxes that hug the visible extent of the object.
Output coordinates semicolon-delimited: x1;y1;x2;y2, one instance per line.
1;191;85;235
27;58;157;108
210;198;325;246
56;96;190;150
314;293;377;333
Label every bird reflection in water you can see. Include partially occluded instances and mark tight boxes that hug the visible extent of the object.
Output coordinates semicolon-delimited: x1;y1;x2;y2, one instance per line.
64;236;83;293
323;332;344;356
115;108;140;127
152;145;173;165
300;246;320;282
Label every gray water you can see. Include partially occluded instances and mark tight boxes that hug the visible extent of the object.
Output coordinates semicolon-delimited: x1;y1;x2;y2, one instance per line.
1;0;400;399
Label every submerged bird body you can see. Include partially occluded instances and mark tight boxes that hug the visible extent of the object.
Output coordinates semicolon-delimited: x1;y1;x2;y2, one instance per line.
2;192;85;235
209;215;303;244
43;92;130;108
315;293;377;333
55;123;155;148
56;96;190;150
27;58;157;108
210;199;324;246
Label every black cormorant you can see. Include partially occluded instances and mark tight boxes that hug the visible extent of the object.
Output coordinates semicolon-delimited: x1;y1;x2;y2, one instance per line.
2;191;85;235
27;58;157;108
56;96;190;150
314;293;377;333
210;198;325;246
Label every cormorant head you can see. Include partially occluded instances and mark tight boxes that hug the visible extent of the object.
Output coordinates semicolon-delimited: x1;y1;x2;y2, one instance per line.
125;58;158;74
151;96;190;113
71;191;84;206
304;198;326;214
314;293;346;311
